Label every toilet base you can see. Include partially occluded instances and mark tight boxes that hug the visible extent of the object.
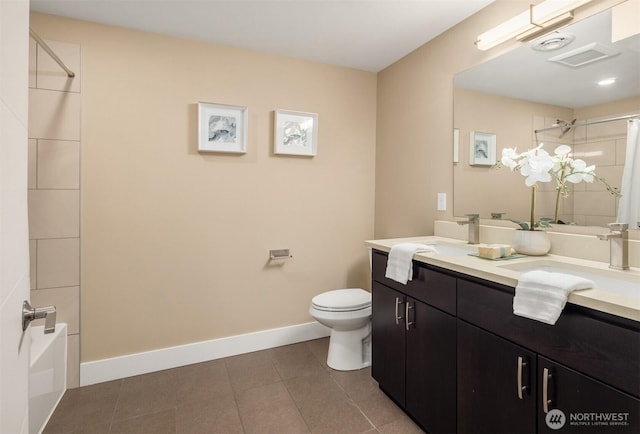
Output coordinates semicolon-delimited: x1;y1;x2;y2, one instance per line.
326;324;371;371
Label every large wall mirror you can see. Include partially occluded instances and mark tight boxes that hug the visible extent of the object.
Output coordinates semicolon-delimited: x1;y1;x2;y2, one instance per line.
453;7;639;228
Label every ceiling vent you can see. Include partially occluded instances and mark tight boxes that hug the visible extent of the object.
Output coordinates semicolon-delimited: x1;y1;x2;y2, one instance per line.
549;42;620;67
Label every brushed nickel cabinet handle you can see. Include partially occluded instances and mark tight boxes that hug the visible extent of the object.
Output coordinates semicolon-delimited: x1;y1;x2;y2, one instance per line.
405;302;414;331
517;356;528;400
395;297;403;325
543;367;552;413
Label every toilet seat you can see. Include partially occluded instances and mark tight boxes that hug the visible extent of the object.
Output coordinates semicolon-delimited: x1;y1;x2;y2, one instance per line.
311;288;371;312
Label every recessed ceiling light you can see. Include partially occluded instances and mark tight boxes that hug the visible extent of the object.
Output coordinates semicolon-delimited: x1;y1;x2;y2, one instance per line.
598;78;617;86
532;33;575;51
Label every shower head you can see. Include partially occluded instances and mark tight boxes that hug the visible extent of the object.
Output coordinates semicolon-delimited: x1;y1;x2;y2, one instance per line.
554;119;577;137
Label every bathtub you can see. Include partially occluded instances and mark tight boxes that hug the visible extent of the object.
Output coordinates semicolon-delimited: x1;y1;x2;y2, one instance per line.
29;323;67;434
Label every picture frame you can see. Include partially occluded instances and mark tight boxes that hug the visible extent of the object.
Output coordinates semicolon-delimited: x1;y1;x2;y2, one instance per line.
453;128;460;163
469;131;496;166
274;110;318;156
198;102;247;153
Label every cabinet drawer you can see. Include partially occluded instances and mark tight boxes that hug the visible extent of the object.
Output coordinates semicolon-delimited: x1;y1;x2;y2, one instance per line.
457;277;640;398
372;250;456;315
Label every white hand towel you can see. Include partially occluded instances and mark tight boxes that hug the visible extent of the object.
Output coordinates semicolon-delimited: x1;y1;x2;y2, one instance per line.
385;243;438;284
513;270;595;325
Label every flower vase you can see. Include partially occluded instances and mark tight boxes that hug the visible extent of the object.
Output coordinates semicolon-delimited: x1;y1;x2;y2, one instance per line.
512;230;551;256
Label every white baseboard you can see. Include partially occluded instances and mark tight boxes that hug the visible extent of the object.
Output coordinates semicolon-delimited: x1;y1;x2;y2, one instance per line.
80;321;330;386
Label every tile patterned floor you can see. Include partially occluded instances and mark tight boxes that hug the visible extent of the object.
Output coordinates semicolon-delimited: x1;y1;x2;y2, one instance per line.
43;338;425;433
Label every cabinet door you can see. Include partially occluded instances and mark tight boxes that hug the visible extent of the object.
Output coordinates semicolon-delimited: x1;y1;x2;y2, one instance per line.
538;356;640;434
458;321;537;434
406;298;457;433
371;281;406;406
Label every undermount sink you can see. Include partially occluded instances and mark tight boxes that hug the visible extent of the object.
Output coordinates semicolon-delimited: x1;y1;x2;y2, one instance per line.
419;241;477;257
498;260;640;299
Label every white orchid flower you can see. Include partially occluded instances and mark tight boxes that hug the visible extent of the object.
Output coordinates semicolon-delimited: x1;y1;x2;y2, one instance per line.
566;159;596;183
554;144;572;156
496;142;616;228
549;146;569;177
520;153;554;186
501;147;520;170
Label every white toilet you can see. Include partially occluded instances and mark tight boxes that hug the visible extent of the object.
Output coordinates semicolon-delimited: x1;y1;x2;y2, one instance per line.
309;288;372;371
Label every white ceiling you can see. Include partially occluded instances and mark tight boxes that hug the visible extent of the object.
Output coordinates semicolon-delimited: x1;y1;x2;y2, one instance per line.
30;0;495;72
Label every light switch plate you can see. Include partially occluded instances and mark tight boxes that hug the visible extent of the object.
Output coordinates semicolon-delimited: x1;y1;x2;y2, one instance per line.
437;193;446;211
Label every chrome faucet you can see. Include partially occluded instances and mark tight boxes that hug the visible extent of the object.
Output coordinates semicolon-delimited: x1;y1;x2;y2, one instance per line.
458;213;480;244
22;301;57;333
596;223;629;270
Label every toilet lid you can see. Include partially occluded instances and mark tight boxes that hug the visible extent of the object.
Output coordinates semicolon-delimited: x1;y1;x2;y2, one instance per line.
312;288;371;312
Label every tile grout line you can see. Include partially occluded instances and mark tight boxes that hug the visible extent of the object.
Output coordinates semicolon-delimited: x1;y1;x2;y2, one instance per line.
328;372;377;433
106;379;124;434
271;346;313;434
304;339;376;433
222;357;248;434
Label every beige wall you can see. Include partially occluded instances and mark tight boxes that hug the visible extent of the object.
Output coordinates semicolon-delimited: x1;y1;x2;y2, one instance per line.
30;13;377;362
375;0;625;238
453;88;574;222
375;0;531;238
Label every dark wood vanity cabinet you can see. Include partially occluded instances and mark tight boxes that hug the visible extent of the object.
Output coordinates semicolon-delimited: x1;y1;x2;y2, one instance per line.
371;251;457;433
458;317;640;434
371;248;640;434
457;277;640;434
457;320;537;434
537;356;640;434
371;281;407;407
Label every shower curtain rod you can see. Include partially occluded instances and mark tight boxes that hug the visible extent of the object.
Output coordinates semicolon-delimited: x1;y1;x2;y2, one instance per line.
29;29;75;78
534;113;640;134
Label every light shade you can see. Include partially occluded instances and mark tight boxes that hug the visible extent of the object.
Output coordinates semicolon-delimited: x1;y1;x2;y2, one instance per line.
476;0;593;51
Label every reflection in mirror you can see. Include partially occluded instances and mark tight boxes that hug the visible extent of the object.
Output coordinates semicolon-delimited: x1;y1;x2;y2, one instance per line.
453;8;640;228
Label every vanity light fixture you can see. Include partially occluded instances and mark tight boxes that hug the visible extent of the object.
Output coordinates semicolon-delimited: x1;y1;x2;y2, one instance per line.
476;0;593;51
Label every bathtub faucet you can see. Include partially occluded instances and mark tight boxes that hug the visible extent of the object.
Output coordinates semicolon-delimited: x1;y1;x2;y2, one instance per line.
22;301;57;334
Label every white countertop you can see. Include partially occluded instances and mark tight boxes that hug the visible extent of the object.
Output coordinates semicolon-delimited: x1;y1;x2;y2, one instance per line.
365;236;640;322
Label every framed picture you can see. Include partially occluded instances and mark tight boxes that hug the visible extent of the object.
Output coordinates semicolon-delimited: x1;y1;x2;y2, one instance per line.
453;128;460;163
198;102;247;153
274;110;318;156
469;131;496;166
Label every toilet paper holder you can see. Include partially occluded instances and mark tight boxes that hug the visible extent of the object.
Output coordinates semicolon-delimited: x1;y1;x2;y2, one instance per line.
269;249;293;260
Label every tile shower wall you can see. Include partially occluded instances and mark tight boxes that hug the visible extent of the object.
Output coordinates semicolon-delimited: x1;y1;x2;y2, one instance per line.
28;37;81;388
571;117;627;227
535;116;624;226
535;97;638;227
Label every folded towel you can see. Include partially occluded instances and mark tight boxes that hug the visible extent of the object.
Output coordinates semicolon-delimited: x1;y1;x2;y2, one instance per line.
385;243;438;284
513;270;595;325
477;244;515;259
